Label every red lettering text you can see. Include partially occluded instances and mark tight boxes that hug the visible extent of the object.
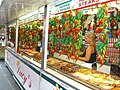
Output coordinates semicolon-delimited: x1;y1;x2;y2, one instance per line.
92;0;95;3
88;0;91;4
79;3;81;7
85;1;87;5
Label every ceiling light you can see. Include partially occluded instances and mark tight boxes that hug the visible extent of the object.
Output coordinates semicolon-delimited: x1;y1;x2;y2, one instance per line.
0;0;4;7
22;4;24;9
19;10;39;20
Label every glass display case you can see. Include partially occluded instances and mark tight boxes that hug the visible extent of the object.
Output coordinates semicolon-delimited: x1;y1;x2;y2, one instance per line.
17;10;44;64
47;57;120;90
46;1;120;90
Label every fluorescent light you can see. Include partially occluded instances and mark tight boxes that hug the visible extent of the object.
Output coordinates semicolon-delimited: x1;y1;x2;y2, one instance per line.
19;10;39;20
0;0;3;7
22;4;24;9
19;6;44;20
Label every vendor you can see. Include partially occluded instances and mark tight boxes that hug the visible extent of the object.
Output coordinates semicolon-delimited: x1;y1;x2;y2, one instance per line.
76;32;97;69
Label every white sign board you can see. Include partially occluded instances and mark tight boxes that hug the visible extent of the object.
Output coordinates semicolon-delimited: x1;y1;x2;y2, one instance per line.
50;0;115;14
6;51;40;90
5;50;70;90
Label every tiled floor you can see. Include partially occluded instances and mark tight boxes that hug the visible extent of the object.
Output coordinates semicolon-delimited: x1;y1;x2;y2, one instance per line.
0;60;20;90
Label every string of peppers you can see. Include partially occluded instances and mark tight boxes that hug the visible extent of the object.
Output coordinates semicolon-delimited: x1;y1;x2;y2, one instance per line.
48;9;83;61
18;20;43;49
116;28;120;64
8;26;16;45
95;4;109;67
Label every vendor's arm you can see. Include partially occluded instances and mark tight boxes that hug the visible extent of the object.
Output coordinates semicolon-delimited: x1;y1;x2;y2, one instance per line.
79;46;92;61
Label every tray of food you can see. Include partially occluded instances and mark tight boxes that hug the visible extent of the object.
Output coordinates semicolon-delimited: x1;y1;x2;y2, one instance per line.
47;57;120;90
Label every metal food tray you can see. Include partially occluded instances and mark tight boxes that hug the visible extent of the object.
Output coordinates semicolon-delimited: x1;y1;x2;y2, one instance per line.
48;65;102;90
20;50;42;63
47;57;120;90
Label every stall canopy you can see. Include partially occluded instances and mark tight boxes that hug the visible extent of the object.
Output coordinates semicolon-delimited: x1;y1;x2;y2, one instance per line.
0;0;120;25
0;0;52;25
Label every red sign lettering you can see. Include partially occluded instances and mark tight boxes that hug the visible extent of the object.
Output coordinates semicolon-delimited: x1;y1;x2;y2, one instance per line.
78;0;113;8
17;66;32;88
92;0;95;3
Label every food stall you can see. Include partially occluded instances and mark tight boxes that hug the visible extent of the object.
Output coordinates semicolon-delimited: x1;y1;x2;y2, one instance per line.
5;0;120;90
0;26;6;59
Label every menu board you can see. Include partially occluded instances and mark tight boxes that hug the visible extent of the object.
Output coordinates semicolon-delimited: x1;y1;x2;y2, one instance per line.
107;38;119;64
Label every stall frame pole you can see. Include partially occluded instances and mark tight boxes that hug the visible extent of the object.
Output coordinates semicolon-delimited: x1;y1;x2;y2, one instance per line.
5;24;8;46
15;19;19;53
41;5;49;69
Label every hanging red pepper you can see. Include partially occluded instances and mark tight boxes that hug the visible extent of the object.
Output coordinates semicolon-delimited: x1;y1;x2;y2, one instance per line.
65;50;68;54
56;33;60;37
97;56;104;67
66;30;71;35
95;27;102;33
61;33;65;38
67;54;71;60
54;47;57;51
69;12;73;17
110;22;116;27
59;50;64;56
98;20;103;26
64;22;67;27
49;28;52;34
87;21;92;30
104;10;108;16
68;45;72;50
51;50;55;55
32;32;35;36
99;60;104;67
56;18;60;23
73;36;77;42
75;10;78;15
48;47;50;51
75;28;80;34
56;25;59;30
63;13;67;18
99;36;104;43
117;28;120;36
74;55;79;62
74;20;79;25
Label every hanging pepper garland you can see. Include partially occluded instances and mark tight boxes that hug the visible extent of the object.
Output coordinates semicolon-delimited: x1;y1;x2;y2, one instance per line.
115;39;120;62
117;28;120;36
19;20;43;49
95;4;109;67
115;40;120;48
48;10;83;61
8;26;16;45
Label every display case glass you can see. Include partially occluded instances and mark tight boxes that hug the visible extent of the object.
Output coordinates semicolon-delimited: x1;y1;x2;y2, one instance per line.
17;8;44;65
46;1;120;90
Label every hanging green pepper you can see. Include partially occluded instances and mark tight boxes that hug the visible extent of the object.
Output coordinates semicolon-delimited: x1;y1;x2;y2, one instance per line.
97;7;104;19
76;10;83;19
115;40;120;48
96;42;105;52
70;16;76;23
37;23;40;27
60;18;66;25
